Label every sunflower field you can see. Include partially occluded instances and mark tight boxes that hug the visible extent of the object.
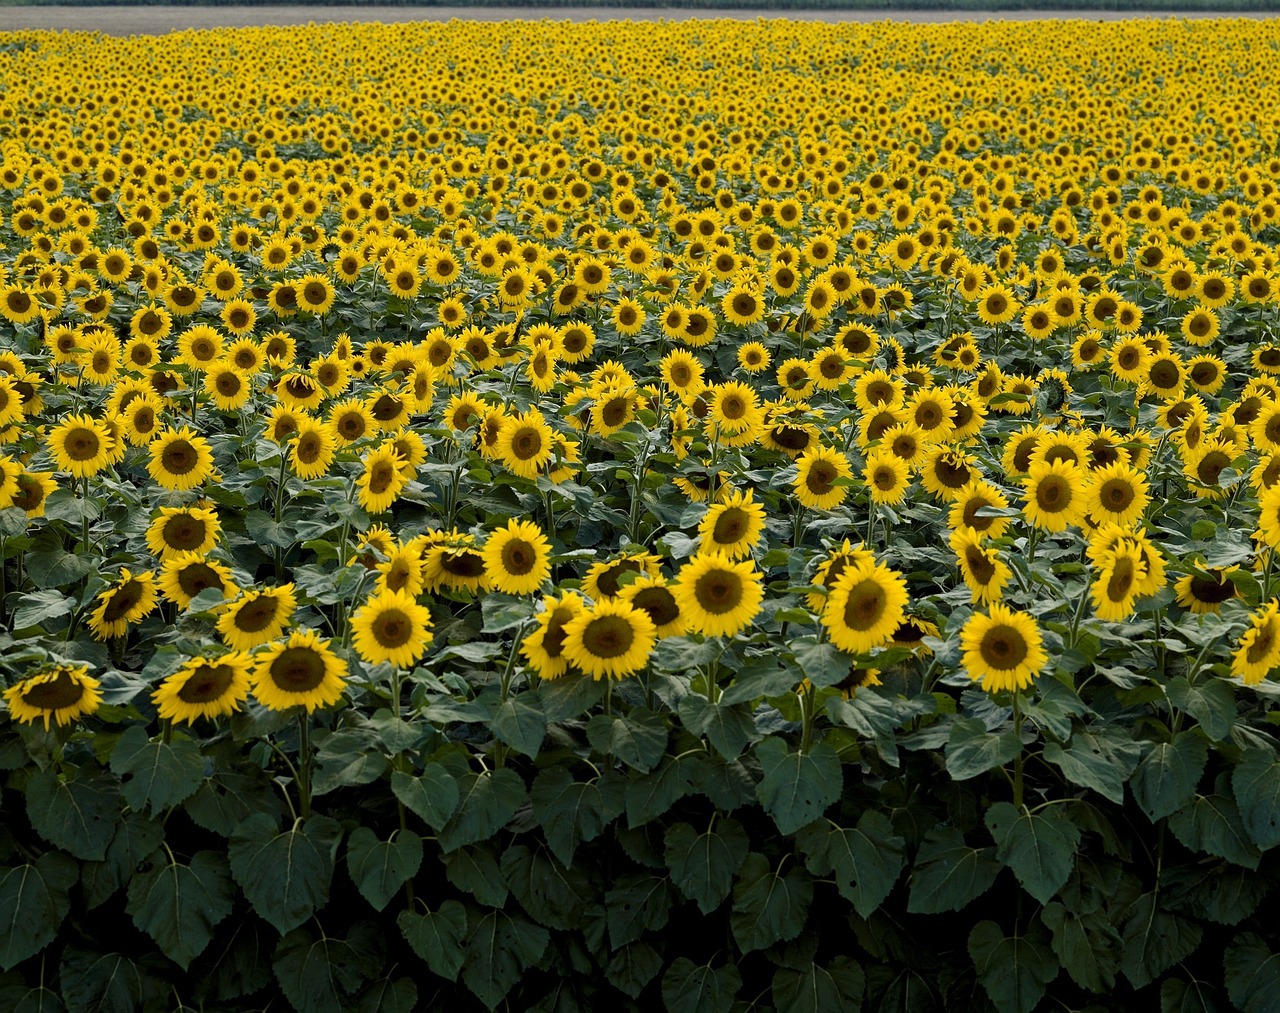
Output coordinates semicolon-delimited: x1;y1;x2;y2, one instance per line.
5;14;1280;1012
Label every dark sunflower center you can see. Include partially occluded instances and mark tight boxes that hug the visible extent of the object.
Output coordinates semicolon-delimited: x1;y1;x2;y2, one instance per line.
819;355;843;379
11;474;44;511
1248;621;1278;664
369;462;397;494
543;608;574;658
1106;559;1136;601
177;663;236;703
269;647;326;692
865;381;894;405
732;294;757;317
873;466;898;491
711;508;749;545
581;615;635;658
631;587;680;627
1100;479;1134;511
512;428;543;459
1150;361;1179;387
22;670;85;710
216;373;241;396
1190;574;1235;604
65;428;101;461
979;625;1028;668
1117;349;1140;370
600;398;630;427
441;551;485;577
694;568;743;614
102;579;145;622
936;457;971;488
235;595;281;633
1197;452;1230;485
338;413;366;439
963;497;996;531
372;609;412;647
369;395;402;422
806;461;836;495
842;579;888;631
501;539;537;575
772;426;811;451
297;434;323;463
178;563;223;597
162;440;198;475
1036;476;1069;510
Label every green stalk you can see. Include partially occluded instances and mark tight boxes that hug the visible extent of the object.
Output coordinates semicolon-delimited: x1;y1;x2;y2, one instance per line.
799;681;816;756
1012;692;1025;810
297;711;313;820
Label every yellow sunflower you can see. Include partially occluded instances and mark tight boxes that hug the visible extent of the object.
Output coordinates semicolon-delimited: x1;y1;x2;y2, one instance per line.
673;553;765;638
152;653;253;724
216;583;297;650
1021;459;1087;532
146;504;221;560
158;553;236;609
48;413;112;478
961;604;1047;694
87;568;159;640
618;573;687;638
1173;567;1239;616
356;443;408;515
350;588;434;669
148;427;216;491
561;598;657;681
4;663;102;729
698;488;766;560
793;444;853;511
1231;601;1280;686
1085;461;1150;528
820;559;909;655
584;551;664;601
952;529;1011;606
521;593;587;679
482;518;552;596
251;629;348;712
1090;543;1147;622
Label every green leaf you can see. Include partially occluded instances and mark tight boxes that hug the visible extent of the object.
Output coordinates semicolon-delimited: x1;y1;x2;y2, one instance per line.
538;672;605;722
185;771;285;837
0;979;65;1013
397;901;467;982
720;659;799;705
481;592;536;634
1165;862;1264;926
755;737;843;836
1042;729;1141;805
730;852;814;955
1167;677;1235;741
792;639;852;689
606;872;675;948
461;910;549;1010
501;844;595;932
391;764;458;831
346;828;422;913
1121;891;1202;989
607;941;663;999
81;812;165;910
11;589;72;631
58;948;152;1013
945;717;1021;781
626;757;691;828
245;510;294;549
1042;901;1122;993
1169;792;1261;869
24;545;95;590
797;811;905;919
772;958;865;1013
126;851;234;971
357;977;417;1013
907;825;1000;914
109;726;205;815
985;801;1080;904
272;923;382;1013
311;729;387;796
687;753;754;810
491;693;547;759
1160;976;1221;1013
1224;932;1280;1013
228;814;343;934
437;768;525;853
586;709;668;772
0;853;78;971
1132;733;1208;823
26;768;120;861
678;695;756;759
1233;748;1280;850
530;767;608;868
188;919;272;1004
664;818;749;914
968;920;1058;1013
661;958;740;1013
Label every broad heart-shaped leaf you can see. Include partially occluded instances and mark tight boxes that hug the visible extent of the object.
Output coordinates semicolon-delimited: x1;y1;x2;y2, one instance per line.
907;824;1000;914
1042;728;1141;805
184;770;285;838
272;922;382;1013
1166;676;1235;742
461;909;549;1010
586;709;668;773
678;695;757;759
59;947;153;1013
228;814;343;934
491;693;547;759
437;768;525;853
125;850;233;971
792;639;852;689
345;828;422;913
188;918;273;1005
626;757;692;828
1132;733;1208;823
357;976;417;1013
664;818;749;914
968;920;1058;1013
796;812;905;919
0;852;78;971
1041;901;1123;993
391;764;458;831
661;957;741;1013
755;737;843;836
1165;862;1265;927
1168;792;1261;869
1224;932;1280;1013
606;872;675;948
443;845;508;908
607;941;663;999
26;767;120;861
0;978;65;1013
82;811;165;910
397;900;467;982
1161;976;1222;1013
985;801;1080;905
109;725;206;815
945;717;1021;781
1120;891;1202;989
772;958;865;1013
1233;748;1280;851
531;767;608;867
730;852;814;955
500;844;596;932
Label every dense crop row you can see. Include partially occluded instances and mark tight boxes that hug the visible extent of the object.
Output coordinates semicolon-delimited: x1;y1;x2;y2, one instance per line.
1;16;1280;1013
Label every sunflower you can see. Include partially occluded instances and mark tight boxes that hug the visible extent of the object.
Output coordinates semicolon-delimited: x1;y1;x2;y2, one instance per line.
121;392;165;446
422;537;490;595
707;381;764;445
1085;461;1150;527
9;470;56;517
290;416;335;480
821;559;909;655
721;285;765;326
216;583;297;650
975;284;1019;325
496;410;555;479
252;628;348;712
584;551;664;600
521;593;587;678
158;553;236;608
482;518;552;595
618;573;686;638
152;653;253;724
561;598;657;680
146;504;221;560
1231;601;1280;685
4;663;102;729
961;604;1047;694
374;544;427;597
805;540;878;612
952;530;1011;606
48;413;112;478
204;361;252;412
660;349;706;398
1021;459;1087;532
793;444;853;511
1174;567;1239;615
672;553;764;638
737;342;771;373
1091;543;1147;621
864;451;911;506
949;480;1013;541
87;568;159;640
350;588;434;669
356;443;408;515
921;448;977;502
698;488;766;560
148;427;216;491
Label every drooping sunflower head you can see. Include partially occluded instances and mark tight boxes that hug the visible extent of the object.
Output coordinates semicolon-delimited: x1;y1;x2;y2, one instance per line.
152;653;252;725
4;663;102;730
216;583;297;651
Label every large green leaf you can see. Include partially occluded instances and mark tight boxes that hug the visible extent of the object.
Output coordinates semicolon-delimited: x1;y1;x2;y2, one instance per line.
730;852;814;955
310;729;387;796
985;801;1079;904
0;853;78;971
397;901;467;982
1042;728;1141;805
491;693;547;758
586;709;668;773
184;770;285;838
442;845;508;907
607;942;663;999
391;764;459;831
1169;792;1261;869
945;717;1020;781
357;976;417;1013
437;768;525;853
678;695;757;759
58;948;162;1013
606;872;675;948
1166;677;1235;742
81;811;165;910
625;757;691;828
272;923;382;1013
26;768;120;861
501;844;595;932
1120;891;1202;989
188;918;273;1005
345;828;422;913
109;726;205;815
531;767;608;867
796;811;905;918
125;850;233;971
228;814;343;934
755;737;842;836
1165;861;1265;926
1233;748;1280;851
1132;733;1208;823
1224;932;1280;1013
907;825;1000;914
664;818;749;914
661;958;740;1013
1160;976;1221;1013
968;921;1058;1013
1041;901;1122;993
772;959;864;1013
461;909;549;1010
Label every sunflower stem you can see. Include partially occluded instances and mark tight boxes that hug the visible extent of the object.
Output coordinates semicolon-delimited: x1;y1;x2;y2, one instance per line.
0;535;6;627
604;679;613;717
1012;692;1025;810
297;711;312;820
799;681;816;756
80;475;90;555
161;718;172;746
190;369;200;422
1067;576;1090;650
